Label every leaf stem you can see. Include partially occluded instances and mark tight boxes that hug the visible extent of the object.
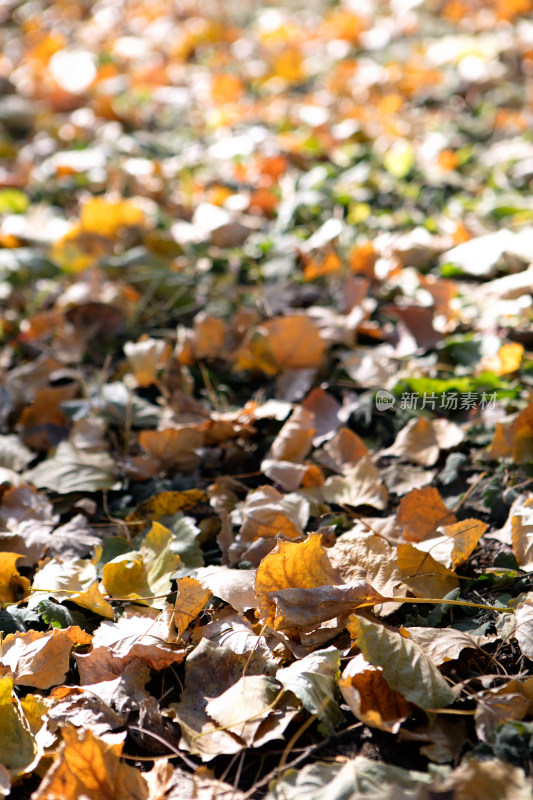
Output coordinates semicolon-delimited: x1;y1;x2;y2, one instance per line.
383;596;512;613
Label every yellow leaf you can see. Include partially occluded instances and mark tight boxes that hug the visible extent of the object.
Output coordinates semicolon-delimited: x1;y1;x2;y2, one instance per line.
415;519;487;570
33;726;147;800
0;552;30;604
512;500;533;569
71;581;115;620
80;197;145;239
102;553;148;603
254;533;341;627
127;489;208;524
174;577;212;639
396;486;456;543
483;342;524;376
339;653;413;733
397;543;459;599
303;251;342;281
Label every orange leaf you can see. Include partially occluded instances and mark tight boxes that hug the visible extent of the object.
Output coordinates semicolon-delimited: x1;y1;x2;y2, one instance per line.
254;533;341;627
339;653;413;733
33;726;147;800
262;315;326;371
396;487;456;542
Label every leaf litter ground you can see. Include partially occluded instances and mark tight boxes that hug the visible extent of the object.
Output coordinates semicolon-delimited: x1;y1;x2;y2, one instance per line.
2;0;533;798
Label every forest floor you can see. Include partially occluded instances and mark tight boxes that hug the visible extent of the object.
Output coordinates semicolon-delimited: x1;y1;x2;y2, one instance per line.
2;0;533;798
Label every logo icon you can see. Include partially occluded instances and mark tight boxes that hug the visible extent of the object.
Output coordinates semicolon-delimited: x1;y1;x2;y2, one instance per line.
375;390;395;410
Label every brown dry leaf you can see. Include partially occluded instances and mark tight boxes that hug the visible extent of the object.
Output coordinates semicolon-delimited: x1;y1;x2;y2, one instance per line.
18;384;77;451
383;417;464;466
328;529;407;614
475;684;532;742
0;552;30;604
437;758;532;800
255;533;341;627
205;675;282;746
0;483;58;566
396;486;456;543
415;519;487;570
174;577;212;639
401;626;491;665
144;761;245;800
511;500;533;569
269;581;385;630
265;406;315;463
169;638;269;760
0;627;92;689
301;387;342;445
491;397;533;464
32;726;147;800
397;543;459;598
262;315;326;371
138;426;205;472
260;460;312;493
321;455;388;510
339;653;413;733
192;313;228;361
238;485;307;543
316;427;369;473
76;611;185;682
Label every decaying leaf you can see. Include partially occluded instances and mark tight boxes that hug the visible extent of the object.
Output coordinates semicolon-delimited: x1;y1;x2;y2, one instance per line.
348;615;456;709
339;654;413;733
512;501;533;569
268;581;384;630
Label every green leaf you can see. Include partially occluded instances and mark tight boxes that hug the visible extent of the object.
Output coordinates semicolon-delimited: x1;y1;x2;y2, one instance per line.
352;616;455;709
37;599;88;629
0;189;29;213
276;647;344;736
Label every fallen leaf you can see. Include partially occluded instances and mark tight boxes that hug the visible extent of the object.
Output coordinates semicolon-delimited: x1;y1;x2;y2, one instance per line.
255;533;341;627
339;653;413;733
383;418;464;466
315;427;369;473
276;646;344;736
138;427;205;472
401;626;491;665
348;615;455;709
265;406;315;463
32;726;147;800
397;543;459;598
80;196;145;239
321;455;388;510
512;501;533;569
268;581;384;630
396;486;456;543
24;441;118;493
0;626;91;689
169;638;269;759
0;553;30;604
0;675;37;777
205;675;282;746
238;485;308;543
174;577;212;639
437;758;533;800
70;582;115;620
124;337;169;387
414;519;487;570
